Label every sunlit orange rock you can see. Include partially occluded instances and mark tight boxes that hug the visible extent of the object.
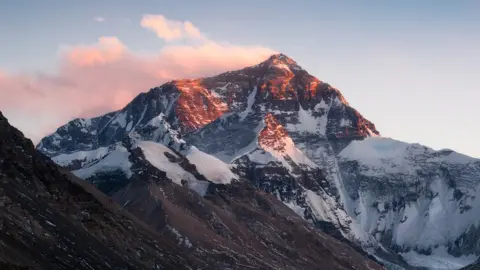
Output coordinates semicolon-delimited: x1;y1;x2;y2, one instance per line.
173;79;228;132
258;113;289;152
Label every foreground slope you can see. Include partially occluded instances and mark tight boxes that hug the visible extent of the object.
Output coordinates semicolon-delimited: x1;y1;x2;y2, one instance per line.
0;111;196;269
37;54;480;269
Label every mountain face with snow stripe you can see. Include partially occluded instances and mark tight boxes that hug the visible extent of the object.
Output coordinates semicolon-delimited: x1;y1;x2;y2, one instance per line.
37;53;480;269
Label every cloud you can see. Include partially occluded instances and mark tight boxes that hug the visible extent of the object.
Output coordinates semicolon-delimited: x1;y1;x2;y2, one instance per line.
0;14;275;144
94;16;106;23
65;36;126;67
141;14;205;41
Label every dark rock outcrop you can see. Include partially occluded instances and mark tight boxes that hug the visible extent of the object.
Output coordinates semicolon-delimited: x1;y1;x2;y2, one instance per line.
0;111;197;269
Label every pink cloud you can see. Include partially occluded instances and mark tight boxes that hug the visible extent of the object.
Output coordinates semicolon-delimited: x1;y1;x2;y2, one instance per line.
140;14;205;41
0;14;276;144
183;21;203;40
66;37;126;67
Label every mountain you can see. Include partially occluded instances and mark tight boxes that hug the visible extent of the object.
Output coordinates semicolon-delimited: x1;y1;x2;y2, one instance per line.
37;53;480;269
37;54;377;158
0;113;382;269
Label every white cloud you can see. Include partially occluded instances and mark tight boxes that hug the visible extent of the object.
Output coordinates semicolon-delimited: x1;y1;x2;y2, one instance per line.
141;14;205;41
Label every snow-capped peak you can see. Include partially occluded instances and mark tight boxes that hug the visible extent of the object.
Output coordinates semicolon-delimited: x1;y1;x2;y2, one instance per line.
262;53;303;72
264;53;297;65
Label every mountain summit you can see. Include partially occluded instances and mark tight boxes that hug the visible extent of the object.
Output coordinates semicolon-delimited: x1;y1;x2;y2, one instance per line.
38;54;378;156
37;55;480;269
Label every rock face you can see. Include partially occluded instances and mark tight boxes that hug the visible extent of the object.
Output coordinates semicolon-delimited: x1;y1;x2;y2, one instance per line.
37;54;480;269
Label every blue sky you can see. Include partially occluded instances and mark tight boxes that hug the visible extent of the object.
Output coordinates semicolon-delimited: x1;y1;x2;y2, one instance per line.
1;0;479;157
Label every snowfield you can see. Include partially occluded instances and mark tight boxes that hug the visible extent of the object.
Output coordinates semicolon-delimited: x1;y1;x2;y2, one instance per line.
338;137;480;269
186;146;238;184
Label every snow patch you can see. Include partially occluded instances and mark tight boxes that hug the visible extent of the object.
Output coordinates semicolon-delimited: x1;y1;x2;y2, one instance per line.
143;113;186;149
239;87;257;121
262;134;317;171
186;146;237;184
282;137;317;168
73;144;132;179
137;141;209;196
286;102;330;136
400;246;477;270
286;106;323;134
126;121;133;132
340;118;351;127
53;146;110;167
167;225;193;248
269;63;291;72
247;149;278;166
131;104;148;132
306;190;351;228
111;112;127;128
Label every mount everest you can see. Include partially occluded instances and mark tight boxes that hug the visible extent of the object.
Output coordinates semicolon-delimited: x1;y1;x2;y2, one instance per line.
36;54;480;269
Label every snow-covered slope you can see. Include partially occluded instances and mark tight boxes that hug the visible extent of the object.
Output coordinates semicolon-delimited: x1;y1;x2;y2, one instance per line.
51;143;134;194
51;133;236;196
137;141;210;195
185;146;237;184
337;137;480;268
37;53;480;269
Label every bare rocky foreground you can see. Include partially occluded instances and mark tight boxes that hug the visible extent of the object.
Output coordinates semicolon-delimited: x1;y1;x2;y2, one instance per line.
0;109;383;269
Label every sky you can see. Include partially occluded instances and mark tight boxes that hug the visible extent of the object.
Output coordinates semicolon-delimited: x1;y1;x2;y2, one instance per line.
0;0;479;157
